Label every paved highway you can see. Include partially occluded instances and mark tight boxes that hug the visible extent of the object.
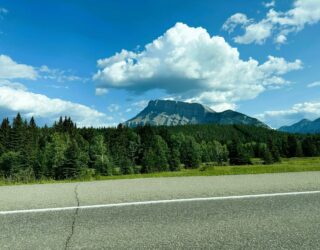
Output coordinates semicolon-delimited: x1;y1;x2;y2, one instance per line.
1;172;320;249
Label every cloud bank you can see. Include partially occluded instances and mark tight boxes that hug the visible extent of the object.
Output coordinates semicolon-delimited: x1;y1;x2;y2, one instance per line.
0;55;38;80
223;0;320;45
0;84;113;127
257;102;320;128
0;55;112;127
94;22;302;110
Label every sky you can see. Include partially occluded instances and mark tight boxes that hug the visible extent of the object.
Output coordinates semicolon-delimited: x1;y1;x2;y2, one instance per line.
0;0;320;128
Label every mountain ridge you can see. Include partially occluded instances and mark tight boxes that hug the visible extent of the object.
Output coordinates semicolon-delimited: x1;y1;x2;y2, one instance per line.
279;118;320;134
124;99;269;128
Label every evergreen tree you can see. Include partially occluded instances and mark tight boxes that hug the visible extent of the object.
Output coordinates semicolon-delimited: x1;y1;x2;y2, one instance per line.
0;118;10;151
167;134;182;171
181;136;201;168
141;148;157;173
10;113;24;151
261;146;273;165
0;151;20;177
141;135;169;173
62;140;80;179
228;140;252;165
302;137;317;156
267;137;281;162
287;135;299;158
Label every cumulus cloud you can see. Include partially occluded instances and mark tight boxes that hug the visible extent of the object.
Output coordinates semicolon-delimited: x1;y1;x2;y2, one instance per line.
233;21;273;45
307;81;320;88
223;0;320;45
0;55;38;80
94;22;302;110
256;102;320;128
0;83;113;127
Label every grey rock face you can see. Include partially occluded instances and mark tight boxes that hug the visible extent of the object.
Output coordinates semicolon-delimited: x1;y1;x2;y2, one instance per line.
124;100;269;128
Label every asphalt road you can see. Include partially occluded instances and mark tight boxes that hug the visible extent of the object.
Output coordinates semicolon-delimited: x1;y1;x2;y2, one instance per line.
1;172;320;249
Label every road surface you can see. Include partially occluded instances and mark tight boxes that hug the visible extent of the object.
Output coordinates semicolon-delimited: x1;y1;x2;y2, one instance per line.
1;172;320;249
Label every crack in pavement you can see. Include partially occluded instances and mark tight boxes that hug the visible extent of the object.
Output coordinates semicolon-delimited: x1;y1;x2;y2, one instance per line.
64;184;80;250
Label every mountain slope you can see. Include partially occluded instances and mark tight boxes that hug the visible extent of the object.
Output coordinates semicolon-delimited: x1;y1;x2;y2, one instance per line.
279;118;320;134
124;100;269;128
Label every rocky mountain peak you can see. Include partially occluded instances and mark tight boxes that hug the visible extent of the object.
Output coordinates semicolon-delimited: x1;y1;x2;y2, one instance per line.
124;99;268;128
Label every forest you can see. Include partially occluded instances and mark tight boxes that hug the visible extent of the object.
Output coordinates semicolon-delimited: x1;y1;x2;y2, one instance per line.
1;113;320;182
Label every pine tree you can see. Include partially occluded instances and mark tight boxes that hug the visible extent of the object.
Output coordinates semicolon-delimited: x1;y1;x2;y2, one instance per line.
62;140;80;179
167;134;182;171
0;118;10;152
10;113;24;151
261;146;273;165
287;135;299;157
141;135;169;173
302;137;317;156
267;137;281;163
181;136;201;168
141;148;156;173
228;140;252;165
0;151;20;177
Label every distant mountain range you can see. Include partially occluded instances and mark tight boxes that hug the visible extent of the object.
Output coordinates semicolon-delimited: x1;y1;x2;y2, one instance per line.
279;118;320;134
123;99;269;128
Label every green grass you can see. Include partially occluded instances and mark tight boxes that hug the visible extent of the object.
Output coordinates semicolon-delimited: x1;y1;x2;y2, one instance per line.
1;157;320;186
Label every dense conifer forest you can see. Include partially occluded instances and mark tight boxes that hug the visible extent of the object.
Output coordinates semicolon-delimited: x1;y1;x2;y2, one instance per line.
1;113;320;181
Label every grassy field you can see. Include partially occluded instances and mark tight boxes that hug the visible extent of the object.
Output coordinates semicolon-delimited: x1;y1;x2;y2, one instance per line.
1;157;320;186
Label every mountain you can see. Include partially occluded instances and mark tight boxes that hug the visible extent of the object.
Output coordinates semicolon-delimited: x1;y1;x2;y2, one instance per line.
279;118;320;134
123;99;269;128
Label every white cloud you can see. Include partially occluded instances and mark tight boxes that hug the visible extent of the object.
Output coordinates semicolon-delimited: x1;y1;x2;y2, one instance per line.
233;21;273;45
0;56;85;84
94;22;302;110
275;34;287;44
307;81;320;88
107;103;120;112
0;79;27;90
39;65;84;83
0;83;113;127
263;1;275;8
222;13;251;33
257;102;320;128
0;55;38;80
209;103;237;112
132;100;149;109
224;0;320;45
95;88;109;96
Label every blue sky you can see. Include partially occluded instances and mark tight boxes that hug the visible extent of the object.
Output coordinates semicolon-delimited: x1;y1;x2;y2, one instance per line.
0;0;319;128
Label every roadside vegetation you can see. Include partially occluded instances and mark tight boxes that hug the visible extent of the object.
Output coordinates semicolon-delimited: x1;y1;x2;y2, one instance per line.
1;113;320;185
1;157;320;186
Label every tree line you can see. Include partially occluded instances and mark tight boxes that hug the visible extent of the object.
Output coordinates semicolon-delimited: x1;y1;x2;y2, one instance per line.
1;114;320;181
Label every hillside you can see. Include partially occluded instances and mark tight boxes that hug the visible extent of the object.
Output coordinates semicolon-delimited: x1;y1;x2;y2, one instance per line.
279;118;320;134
